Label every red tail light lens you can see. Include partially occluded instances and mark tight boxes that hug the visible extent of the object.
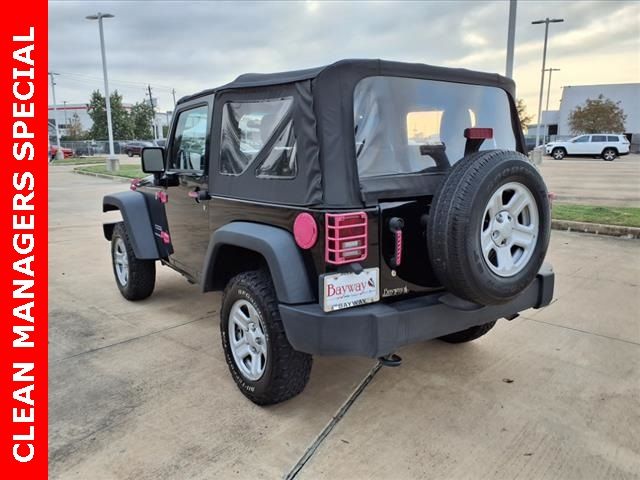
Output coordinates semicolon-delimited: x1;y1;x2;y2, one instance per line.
464;127;493;139
325;212;368;264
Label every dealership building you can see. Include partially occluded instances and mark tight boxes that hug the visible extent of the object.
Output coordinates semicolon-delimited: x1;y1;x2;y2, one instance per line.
527;82;640;143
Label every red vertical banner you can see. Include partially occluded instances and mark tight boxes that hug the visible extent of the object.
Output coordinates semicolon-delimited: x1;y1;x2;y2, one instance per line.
0;0;48;477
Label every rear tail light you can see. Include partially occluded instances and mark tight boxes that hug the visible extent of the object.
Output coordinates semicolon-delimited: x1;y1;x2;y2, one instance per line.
325;212;368;264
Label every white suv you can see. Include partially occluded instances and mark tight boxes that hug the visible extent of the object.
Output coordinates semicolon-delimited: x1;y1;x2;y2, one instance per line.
546;134;630;161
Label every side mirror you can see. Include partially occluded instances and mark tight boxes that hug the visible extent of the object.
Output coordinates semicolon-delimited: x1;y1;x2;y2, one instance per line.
141;147;165;174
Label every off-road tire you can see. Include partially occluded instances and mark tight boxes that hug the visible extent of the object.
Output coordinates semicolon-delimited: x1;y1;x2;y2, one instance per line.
602;148;617;161
439;321;497;344
220;270;312;405
427;150;550;305
551;147;566;160
111;222;156;300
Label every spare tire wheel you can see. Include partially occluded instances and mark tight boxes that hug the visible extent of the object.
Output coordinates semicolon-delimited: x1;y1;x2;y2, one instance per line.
427;150;550;305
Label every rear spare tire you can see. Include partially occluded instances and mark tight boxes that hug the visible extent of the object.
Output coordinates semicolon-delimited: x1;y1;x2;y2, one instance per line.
428;150;550;305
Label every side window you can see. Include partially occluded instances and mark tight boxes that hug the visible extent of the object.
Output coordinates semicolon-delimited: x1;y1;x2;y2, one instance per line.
574;135;589;143
219;97;294;176
591;135;606;142
169;105;209;171
256;119;297;179
607;135;619;142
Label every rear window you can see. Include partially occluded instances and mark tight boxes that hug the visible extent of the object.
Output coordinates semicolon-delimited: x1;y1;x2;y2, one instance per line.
354;76;516;178
607;135;620;142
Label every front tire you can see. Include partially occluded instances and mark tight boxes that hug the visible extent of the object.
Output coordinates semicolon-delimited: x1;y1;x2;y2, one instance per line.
127;150;134;157
439;321;497;343
551;147;566;160
602;148;617;161
220;270;312;405
111;222;156;300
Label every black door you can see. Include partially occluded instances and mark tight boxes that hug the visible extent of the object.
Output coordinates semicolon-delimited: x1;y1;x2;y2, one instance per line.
164;103;211;279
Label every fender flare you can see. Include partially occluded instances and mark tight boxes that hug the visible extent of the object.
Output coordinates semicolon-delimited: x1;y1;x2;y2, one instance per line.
202;222;315;305
103;191;160;260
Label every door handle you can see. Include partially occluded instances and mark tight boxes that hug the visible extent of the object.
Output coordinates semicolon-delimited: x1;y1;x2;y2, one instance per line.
188;188;211;203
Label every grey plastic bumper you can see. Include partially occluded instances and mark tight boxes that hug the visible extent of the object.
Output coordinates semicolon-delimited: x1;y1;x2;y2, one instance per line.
279;264;554;358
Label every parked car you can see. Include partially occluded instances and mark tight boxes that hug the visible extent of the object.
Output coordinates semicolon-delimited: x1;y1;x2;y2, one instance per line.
124;141;155;157
102;59;554;405
545;134;630;161
49;145;74;161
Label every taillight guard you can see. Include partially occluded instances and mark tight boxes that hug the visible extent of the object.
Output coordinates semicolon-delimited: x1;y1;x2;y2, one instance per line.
325;212;368;264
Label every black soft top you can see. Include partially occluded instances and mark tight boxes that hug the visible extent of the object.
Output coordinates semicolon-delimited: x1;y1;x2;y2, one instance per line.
178;59;516;104
180;59;522;208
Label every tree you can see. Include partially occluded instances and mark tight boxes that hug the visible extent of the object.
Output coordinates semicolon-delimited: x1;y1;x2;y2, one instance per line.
61;112;86;141
568;94;626;134
130;101;154;140
86;89;133;140
516;98;533;128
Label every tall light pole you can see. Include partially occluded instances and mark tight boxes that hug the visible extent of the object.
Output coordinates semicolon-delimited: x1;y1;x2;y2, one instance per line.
48;72;62;159
532;17;564;147
86;12;118;171
544;68;560;112
505;0;517;78
63;100;68;132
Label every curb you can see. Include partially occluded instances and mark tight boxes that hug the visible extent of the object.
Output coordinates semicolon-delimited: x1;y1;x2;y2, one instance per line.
73;168;133;183
552;219;640;239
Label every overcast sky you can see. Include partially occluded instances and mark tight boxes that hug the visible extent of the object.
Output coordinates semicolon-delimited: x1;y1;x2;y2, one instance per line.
49;0;639;119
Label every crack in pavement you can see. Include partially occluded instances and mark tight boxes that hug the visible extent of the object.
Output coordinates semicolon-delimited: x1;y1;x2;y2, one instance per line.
284;361;383;480
52;315;212;364
523;316;640;346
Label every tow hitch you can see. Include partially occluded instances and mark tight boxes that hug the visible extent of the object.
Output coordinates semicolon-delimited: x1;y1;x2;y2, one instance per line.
378;353;402;367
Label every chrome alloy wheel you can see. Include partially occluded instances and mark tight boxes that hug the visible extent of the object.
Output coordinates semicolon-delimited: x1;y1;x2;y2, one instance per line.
114;237;129;286
228;299;267;381
480;182;539;278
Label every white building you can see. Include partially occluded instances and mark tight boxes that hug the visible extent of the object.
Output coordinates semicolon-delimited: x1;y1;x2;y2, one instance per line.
527;83;640;139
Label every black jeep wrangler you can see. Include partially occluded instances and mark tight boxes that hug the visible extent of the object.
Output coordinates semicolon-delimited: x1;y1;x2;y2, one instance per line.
103;59;553;405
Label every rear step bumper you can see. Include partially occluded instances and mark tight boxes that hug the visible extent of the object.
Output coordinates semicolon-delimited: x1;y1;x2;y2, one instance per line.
279;264;554;358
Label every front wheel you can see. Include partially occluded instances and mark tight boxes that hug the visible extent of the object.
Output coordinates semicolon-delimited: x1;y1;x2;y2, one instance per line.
602;148;617;161
551;148;566;160
111;222;156;300
127;150;134;157
220;270;312;405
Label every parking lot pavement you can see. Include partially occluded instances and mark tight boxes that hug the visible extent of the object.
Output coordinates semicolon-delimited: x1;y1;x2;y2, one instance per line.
50;168;640;479
539;152;640;207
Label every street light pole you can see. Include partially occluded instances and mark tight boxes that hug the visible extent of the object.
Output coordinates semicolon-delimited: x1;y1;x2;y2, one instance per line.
86;12;118;171
63;100;68;132
48;72;62;159
545;68;560;112
505;0;517;78
532;17;564;147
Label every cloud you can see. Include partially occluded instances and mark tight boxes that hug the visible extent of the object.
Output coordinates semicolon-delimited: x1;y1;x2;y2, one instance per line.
48;0;639;121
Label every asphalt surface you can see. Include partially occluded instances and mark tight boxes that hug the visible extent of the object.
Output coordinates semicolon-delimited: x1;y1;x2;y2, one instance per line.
49;165;640;479
539;152;640;207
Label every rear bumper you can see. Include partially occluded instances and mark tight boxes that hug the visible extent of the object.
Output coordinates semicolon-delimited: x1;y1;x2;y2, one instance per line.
279;264;554;358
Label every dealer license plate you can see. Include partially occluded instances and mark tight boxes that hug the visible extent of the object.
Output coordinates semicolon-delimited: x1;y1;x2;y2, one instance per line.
321;268;380;312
